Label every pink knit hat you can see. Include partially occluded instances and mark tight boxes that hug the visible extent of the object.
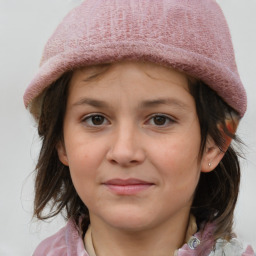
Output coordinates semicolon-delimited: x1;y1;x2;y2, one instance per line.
24;0;247;118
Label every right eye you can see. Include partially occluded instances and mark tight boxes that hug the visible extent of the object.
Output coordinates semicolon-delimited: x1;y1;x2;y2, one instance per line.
82;114;109;127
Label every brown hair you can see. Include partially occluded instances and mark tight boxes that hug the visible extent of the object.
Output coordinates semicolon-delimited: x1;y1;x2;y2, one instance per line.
33;66;241;240
188;79;241;241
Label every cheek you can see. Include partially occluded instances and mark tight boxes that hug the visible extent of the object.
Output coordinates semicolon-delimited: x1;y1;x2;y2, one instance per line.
67;152;99;209
64;139;104;196
65;131;107;170
151;133;201;191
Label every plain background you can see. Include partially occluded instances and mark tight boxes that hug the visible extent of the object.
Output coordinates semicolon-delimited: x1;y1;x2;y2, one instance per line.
0;0;255;255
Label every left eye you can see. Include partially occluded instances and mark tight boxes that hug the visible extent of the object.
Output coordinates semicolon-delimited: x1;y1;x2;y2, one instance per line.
82;114;109;126
147;114;174;126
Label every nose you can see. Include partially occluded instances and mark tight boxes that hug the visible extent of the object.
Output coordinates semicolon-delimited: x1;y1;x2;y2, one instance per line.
106;125;146;167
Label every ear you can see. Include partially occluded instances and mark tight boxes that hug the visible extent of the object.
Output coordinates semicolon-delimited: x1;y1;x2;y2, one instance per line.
56;141;69;166
201;137;224;173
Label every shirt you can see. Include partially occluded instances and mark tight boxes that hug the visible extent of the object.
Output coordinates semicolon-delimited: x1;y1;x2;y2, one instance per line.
33;218;255;256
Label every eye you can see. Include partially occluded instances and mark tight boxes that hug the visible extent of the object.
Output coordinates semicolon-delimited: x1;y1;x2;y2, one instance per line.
82;114;109;127
147;114;175;127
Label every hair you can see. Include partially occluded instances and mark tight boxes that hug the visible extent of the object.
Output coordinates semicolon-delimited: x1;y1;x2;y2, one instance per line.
188;79;241;241
33;64;241;241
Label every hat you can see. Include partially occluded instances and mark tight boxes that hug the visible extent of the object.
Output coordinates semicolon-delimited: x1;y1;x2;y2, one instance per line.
24;0;247;118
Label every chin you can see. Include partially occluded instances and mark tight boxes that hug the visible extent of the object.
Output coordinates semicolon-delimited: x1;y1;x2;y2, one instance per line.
110;219;153;233
99;208;156;232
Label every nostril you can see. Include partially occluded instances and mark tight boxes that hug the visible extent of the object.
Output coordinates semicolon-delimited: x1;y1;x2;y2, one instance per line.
109;159;118;165
108;158;139;166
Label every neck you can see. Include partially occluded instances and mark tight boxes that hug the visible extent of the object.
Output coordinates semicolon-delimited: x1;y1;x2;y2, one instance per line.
87;212;191;256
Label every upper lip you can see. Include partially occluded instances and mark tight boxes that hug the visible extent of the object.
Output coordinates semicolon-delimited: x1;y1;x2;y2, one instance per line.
103;178;154;186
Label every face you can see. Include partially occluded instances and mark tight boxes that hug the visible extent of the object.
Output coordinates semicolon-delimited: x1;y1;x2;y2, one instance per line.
58;61;216;233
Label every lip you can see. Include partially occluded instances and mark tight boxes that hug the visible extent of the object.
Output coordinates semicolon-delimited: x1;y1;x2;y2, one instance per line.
102;178;155;195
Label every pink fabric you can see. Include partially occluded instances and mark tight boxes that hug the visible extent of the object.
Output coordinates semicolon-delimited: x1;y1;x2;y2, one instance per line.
177;222;216;256
33;219;255;256
33;219;88;256
24;0;247;117
242;245;255;256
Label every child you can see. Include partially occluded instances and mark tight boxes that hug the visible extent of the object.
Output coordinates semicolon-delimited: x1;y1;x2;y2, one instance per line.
24;0;255;255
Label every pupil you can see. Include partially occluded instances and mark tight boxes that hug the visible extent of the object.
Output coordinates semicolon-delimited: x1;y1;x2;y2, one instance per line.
154;116;166;125
92;116;104;125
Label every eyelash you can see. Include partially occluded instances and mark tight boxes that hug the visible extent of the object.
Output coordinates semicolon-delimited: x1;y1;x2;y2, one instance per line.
81;114;110;127
81;113;176;128
146;114;176;127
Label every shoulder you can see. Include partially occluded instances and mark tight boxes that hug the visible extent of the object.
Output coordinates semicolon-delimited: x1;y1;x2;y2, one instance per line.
177;222;255;256
33;219;89;256
33;225;67;256
209;238;255;256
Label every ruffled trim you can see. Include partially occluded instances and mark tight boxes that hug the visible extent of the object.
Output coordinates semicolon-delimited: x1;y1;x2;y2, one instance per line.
176;222;255;256
209;239;255;256
176;222;215;256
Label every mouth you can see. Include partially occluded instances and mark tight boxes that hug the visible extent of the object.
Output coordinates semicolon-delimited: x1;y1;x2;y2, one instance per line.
102;178;155;195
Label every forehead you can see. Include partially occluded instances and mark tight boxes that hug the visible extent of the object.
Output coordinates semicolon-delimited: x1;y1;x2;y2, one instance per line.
70;61;189;91
66;61;195;116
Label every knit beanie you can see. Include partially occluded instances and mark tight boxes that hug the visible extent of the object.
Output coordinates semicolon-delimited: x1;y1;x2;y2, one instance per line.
24;0;247;119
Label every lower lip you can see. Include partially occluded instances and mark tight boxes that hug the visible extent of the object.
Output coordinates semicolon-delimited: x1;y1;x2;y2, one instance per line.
104;184;154;195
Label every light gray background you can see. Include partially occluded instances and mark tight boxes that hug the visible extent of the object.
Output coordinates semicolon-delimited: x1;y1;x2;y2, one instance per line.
0;0;255;255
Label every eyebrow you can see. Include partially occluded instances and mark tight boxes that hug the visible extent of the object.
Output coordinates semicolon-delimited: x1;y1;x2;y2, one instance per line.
139;98;190;110
72;97;190;111
72;98;109;108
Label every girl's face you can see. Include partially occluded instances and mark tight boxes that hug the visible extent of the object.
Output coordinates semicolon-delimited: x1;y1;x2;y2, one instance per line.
58;61;216;232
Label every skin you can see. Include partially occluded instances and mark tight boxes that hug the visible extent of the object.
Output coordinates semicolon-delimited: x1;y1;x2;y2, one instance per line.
57;61;223;256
